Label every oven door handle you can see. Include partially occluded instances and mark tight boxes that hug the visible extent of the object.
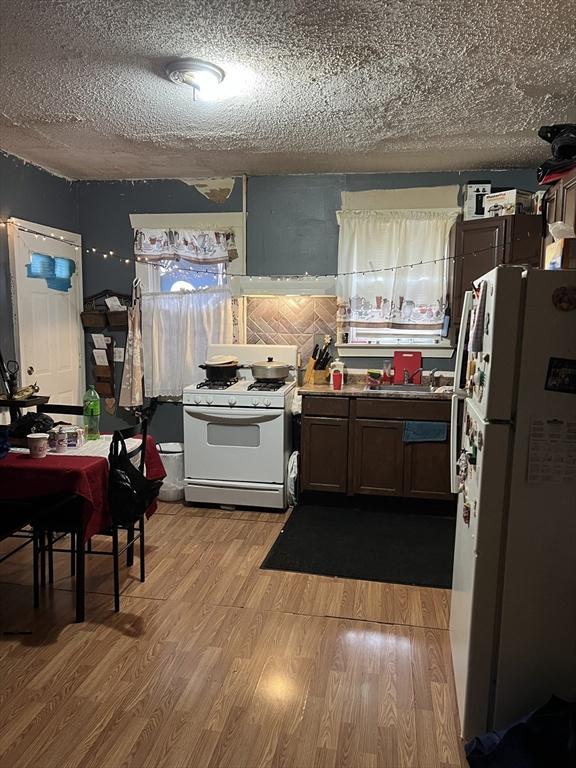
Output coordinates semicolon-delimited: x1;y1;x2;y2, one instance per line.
184;409;282;425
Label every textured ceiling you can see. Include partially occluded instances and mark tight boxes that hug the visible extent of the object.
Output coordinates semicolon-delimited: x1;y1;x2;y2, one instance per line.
0;0;575;180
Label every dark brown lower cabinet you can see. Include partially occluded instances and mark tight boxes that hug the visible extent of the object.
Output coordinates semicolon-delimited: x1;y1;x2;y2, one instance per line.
300;416;349;493
351;419;404;495
403;440;453;500
300;395;454;500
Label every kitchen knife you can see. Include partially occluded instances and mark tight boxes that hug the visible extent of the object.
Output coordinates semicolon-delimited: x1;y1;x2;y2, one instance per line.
314;347;327;369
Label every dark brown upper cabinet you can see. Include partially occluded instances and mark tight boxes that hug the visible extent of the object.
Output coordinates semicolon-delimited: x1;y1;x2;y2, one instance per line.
451;214;542;331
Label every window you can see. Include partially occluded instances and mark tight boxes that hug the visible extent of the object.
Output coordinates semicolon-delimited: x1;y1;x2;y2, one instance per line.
133;226;235;398
336;207;460;348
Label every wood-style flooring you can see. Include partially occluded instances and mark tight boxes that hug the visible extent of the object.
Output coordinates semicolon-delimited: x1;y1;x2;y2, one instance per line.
0;502;466;768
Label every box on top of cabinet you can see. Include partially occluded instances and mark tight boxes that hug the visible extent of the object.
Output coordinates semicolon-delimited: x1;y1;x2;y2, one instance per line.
484;189;533;217
464;181;491;220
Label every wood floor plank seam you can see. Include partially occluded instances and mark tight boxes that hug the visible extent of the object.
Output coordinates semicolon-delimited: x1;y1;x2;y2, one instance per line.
211;602;454;633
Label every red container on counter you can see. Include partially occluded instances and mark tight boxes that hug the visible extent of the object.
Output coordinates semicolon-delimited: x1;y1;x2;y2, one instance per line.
332;370;343;391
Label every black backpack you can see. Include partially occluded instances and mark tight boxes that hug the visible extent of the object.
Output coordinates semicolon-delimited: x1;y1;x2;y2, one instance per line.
108;433;162;526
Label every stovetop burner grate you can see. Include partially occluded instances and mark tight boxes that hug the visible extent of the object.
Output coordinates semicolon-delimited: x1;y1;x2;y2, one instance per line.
247;381;285;392
196;378;238;390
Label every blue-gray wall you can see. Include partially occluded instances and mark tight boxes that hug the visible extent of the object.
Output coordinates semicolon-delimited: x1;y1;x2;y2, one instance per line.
0;152;78;363
1;151;540;439
78;178;243;440
247;170;539;276
247;170;540;372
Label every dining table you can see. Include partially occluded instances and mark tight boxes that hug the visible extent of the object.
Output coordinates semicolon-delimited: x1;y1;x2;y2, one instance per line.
0;434;166;620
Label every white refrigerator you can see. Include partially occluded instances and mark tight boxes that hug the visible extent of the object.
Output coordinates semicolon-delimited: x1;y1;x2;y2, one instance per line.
449;265;576;739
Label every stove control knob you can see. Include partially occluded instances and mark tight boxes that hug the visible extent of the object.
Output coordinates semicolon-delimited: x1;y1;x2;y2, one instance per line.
206;396;214;405
194;395;202;405
252;398;260;406
263;398;272;407
228;397;237;406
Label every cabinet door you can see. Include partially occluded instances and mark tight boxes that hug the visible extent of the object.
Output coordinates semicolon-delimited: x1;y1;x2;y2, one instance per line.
507;214;543;267
451;218;506;328
403;437;454;500
561;173;576;237
560;174;576;268
545;184;561;227
351;419;403;496
301;416;349;493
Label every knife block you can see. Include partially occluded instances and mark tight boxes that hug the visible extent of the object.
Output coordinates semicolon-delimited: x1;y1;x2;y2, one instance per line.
312;370;329;385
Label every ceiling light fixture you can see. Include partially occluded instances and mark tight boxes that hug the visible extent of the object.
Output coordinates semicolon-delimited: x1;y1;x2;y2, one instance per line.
165;58;225;101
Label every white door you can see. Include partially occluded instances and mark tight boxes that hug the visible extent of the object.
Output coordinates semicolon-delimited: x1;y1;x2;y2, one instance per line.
450;398;511;739
8;218;84;405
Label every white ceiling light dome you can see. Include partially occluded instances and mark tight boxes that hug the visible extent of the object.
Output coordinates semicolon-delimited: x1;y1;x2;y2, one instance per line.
165;58;225;101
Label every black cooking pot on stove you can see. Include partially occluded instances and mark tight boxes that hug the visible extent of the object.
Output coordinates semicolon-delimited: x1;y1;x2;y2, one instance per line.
198;355;243;382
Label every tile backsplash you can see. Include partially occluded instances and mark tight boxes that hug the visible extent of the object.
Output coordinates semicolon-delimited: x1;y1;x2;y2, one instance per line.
246;296;337;361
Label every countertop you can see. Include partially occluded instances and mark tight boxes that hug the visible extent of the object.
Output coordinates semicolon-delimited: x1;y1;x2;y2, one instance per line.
297;383;453;400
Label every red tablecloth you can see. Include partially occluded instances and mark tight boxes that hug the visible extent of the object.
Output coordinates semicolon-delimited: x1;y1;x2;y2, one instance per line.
0;436;166;541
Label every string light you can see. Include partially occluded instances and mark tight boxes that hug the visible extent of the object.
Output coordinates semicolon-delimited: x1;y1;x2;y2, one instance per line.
1;217;539;280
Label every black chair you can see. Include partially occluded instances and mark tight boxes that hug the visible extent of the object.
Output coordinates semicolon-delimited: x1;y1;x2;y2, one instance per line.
37;403;85;419
0;502;38;605
0;495;84;613
84;420;157;612
0;404;84;612
31;404;87;619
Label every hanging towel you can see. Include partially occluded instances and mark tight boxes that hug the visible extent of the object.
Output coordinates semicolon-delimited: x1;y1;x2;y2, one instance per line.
119;281;144;409
469;281;487;353
403;421;448;443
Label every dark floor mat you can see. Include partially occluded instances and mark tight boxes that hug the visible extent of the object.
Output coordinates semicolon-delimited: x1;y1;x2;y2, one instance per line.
261;498;456;588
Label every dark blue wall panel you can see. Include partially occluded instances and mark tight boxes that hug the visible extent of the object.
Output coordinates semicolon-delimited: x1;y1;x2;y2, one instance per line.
78;178;243;440
1;152;539;440
247;169;539;276
0;152;78;362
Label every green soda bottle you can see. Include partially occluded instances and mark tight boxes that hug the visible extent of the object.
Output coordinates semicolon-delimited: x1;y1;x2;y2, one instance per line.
83;384;100;440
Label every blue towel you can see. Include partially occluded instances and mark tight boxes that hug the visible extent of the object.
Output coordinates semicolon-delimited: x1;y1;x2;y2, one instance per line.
403;421;448;443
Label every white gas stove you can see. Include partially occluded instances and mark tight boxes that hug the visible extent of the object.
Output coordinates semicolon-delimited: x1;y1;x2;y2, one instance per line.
183;377;295;410
183;344;298;510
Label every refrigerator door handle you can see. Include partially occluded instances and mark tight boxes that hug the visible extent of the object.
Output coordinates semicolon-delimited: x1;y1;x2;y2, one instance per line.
453;290;474;396
450;393;463;493
449;291;473;494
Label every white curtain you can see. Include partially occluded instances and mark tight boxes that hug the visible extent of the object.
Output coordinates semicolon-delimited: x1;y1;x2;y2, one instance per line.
337;208;460;337
141;287;233;397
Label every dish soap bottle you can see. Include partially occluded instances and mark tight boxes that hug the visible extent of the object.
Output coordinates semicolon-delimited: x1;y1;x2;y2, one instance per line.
83;384;100;440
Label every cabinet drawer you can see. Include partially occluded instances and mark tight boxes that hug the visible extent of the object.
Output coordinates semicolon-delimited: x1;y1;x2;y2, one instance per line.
355;398;450;421
302;396;349;417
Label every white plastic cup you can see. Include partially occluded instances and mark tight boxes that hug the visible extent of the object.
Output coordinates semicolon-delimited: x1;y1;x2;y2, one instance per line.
27;433;49;458
55;429;68;453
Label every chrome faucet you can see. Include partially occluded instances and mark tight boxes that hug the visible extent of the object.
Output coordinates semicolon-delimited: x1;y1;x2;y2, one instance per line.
428;368;439;390
402;367;439;389
403;367;424;384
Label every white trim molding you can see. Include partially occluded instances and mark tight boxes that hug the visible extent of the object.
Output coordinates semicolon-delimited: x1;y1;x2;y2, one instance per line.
336;342;455;359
